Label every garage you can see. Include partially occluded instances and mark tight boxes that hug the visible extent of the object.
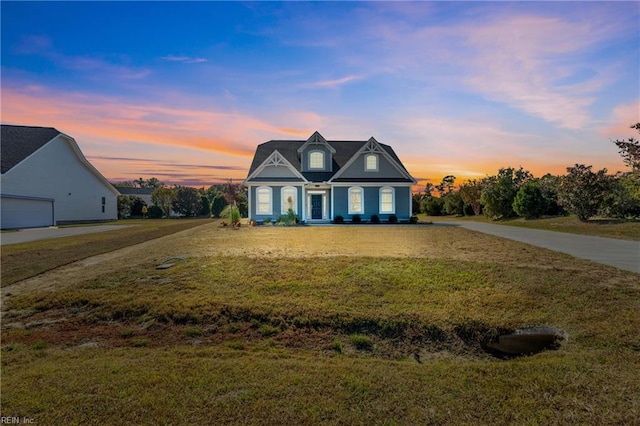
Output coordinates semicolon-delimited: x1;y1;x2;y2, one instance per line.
1;195;54;229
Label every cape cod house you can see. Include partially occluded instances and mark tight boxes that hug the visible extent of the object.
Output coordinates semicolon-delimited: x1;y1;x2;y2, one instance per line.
1;124;119;229
244;131;416;223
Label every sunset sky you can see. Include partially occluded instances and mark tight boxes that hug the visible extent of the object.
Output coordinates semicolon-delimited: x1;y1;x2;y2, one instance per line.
2;1;638;188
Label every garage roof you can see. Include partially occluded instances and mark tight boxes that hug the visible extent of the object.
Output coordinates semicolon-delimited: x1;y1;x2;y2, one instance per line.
1;125;61;174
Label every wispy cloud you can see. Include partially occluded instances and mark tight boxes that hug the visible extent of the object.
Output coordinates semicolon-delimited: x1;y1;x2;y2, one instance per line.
15;34;151;80
88;156;245;171
309;75;361;89
161;55;208;64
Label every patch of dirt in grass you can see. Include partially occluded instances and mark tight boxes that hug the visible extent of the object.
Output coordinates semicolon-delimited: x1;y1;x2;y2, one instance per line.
1;313;502;363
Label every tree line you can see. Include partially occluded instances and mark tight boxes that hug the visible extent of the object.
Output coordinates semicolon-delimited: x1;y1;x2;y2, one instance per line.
115;178;247;220
414;124;640;222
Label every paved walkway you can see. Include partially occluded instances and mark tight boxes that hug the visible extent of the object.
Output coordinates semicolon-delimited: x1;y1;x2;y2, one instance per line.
0;225;133;246
439;221;640;273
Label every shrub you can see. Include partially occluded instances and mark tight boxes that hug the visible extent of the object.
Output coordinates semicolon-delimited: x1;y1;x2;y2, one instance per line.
147;205;163;219
352;215;362;224
334;215;344;224
513;180;546;219
422;197;444;216
388;215;398;224
221;204;241;225
276;209;297;226
409;215;418;224
349;334;373;351
263;217;272;225
370;214;380;224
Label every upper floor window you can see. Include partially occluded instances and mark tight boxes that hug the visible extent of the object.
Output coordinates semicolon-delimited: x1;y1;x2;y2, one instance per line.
309;151;324;169
365;154;378;171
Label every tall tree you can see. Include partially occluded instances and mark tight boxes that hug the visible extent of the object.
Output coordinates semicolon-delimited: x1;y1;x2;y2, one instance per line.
436;175;456;197
480;167;532;220
558;164;611;222
613;123;640;174
172;186;200;217
459;179;484;216
152;186;176;218
538;174;564;216
134;177;165;189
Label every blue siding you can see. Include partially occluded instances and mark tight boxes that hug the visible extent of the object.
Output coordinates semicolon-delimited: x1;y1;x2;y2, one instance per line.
250;186;302;222
333;186;412;222
337;154;405;180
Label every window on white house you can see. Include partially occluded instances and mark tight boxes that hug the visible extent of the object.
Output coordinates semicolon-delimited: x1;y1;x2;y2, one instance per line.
380;187;395;214
349;187;364;214
281;186;297;214
365;154;378;171
309;151;324;169
257;187;272;215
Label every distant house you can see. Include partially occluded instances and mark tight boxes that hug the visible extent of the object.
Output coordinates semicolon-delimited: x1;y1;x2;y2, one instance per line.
1;125;119;229
244;131;416;223
113;187;154;206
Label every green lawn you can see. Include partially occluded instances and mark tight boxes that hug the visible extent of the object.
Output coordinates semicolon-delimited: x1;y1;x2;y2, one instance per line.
419;214;640;241
2;224;639;424
1;218;211;286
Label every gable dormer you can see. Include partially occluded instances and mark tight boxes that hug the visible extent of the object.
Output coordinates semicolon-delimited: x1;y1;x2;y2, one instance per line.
245;149;307;182
297;131;335;172
328;136;416;183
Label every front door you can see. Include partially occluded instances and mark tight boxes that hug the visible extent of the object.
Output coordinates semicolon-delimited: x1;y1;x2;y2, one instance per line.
311;194;323;219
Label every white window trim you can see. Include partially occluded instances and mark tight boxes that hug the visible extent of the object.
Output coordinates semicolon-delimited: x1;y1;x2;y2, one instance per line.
379;186;395;214
365;154;378;172
348;186;364;215
309;150;325;170
281;186;297;214
256;186;272;215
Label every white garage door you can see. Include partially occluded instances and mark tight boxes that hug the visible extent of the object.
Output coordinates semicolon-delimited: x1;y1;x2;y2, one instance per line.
1;196;54;229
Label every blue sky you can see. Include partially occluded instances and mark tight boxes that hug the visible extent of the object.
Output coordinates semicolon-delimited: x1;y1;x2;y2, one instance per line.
2;1;638;187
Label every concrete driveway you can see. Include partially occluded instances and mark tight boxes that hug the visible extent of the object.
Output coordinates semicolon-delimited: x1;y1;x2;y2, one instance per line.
1;225;133;246
441;221;640;274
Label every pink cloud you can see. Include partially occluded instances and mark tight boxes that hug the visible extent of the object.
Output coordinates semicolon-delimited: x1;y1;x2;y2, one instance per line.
600;101;640;139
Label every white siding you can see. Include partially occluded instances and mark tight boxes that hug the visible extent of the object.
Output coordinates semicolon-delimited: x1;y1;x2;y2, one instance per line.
1;197;54;229
0;135;118;225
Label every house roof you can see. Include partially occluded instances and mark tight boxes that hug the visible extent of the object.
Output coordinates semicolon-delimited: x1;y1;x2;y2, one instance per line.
1;124;120;196
113;187;155;196
1;125;61;174
247;139;414;183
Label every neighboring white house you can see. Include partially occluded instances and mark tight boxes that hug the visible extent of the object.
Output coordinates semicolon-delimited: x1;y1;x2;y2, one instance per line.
113;187;154;207
1;124;120;229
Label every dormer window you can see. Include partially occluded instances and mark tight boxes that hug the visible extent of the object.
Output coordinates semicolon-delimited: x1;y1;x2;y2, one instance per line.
365;154;378;171
309;151;324;169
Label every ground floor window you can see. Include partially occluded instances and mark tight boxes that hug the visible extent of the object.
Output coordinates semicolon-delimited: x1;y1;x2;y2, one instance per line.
380;187;395;214
257;186;272;215
349;187;364;214
281;186;297;214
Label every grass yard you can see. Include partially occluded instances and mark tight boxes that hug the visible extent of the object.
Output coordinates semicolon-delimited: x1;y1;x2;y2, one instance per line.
1;223;639;424
421;214;640;241
1;218;211;286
